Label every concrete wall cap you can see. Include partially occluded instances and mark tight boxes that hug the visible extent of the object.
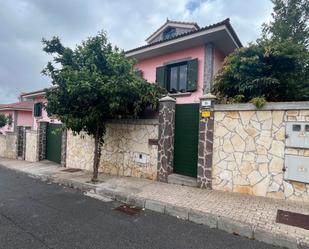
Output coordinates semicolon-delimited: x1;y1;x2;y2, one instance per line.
159;95;176;102
200;93;217;100
214;101;309;111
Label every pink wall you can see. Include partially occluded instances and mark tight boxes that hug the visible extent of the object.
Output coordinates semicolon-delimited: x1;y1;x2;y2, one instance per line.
213;48;225;76
135;45;205;104
17;111;32;127
0;109;33;134
0;110;13;134
33;97;61;130
135;45;225;104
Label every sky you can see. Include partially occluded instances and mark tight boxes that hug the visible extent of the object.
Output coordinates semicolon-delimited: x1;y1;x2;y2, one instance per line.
0;0;274;103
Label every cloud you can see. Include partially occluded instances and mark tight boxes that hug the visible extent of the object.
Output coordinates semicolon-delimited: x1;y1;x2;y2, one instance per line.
0;0;273;103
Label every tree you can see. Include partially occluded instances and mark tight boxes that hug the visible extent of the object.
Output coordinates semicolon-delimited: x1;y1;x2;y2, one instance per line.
261;0;309;47
0;113;7;128
42;32;165;182
213;0;309;103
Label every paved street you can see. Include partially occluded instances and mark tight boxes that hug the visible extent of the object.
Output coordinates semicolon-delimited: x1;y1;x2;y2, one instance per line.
0;165;280;249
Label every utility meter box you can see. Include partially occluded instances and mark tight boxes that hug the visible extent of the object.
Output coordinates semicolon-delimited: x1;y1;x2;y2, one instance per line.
285;122;309;149
284;154;309;183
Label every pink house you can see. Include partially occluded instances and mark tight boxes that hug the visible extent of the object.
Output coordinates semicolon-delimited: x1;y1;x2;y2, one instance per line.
126;18;242;102
0;102;33;134
19;89;61;130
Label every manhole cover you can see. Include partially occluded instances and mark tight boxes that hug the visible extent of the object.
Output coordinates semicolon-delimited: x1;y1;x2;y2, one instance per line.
276;209;309;230
115;204;142;215
62;168;82;173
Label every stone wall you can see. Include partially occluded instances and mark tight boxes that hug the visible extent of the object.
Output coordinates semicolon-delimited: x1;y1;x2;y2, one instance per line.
66;119;159;180
213;103;309;203
0;135;6;157
25;130;38;162
0;132;17;159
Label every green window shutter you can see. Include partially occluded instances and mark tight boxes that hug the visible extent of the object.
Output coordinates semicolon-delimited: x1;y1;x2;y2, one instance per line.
34;103;42;117
38;103;42;116
187;58;198;92
156;66;167;89
34;103;38;117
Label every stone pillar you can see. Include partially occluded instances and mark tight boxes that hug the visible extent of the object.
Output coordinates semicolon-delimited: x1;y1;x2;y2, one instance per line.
16;126;24;159
157;96;176;182
23;127;31;160
37;121;48;161
61;129;67;167
197;94;216;189
203;43;214;94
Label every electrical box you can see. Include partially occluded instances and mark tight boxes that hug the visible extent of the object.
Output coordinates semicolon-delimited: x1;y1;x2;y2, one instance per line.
133;152;149;164
285;122;309;149
284;154;309;184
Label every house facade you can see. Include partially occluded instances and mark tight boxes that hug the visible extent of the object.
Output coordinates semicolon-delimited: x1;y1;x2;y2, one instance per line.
0;102;33;134
125;19;242;182
126;18;242;102
2;19;309;203
20;89;61;130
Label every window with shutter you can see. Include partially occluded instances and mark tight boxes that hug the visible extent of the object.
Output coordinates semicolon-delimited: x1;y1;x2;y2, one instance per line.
155;66;167;88
156;58;198;93
34;102;42;117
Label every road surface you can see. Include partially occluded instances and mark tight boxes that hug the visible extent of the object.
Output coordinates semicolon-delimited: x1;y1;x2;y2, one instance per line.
0;165;280;249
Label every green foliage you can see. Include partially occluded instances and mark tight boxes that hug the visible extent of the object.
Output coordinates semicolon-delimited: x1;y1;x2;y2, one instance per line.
261;0;309;47
213;0;309;103
250;96;267;108
42;31;165;181
0;113;7;128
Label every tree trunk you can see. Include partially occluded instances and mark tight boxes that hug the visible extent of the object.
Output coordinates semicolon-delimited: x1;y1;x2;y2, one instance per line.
92;127;101;182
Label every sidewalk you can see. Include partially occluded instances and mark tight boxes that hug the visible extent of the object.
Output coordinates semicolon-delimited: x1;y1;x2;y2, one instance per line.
1;158;309;249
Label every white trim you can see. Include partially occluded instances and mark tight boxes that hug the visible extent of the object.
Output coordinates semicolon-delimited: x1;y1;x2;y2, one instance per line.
0;107;32;111
169;92;192;97
21;91;45;99
127;25;226;58
146;22;198;43
224;27;241;49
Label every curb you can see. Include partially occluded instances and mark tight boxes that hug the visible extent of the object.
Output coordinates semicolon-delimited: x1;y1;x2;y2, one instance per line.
1;164;306;249
103;189;305;249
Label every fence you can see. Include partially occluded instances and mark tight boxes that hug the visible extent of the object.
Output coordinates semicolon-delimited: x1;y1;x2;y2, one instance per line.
0;132;18;159
212;103;309;202
66;119;159;180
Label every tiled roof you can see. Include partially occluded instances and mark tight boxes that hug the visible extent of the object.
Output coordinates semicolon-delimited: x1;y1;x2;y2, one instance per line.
0;101;33;111
126;18;242;54
166;19;200;27
19;88;47;97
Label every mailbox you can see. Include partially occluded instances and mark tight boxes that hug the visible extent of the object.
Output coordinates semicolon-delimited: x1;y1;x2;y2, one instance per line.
285;122;309;149
284;154;309;184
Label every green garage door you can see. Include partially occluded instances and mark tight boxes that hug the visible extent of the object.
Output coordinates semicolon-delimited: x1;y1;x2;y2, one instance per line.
173;104;199;177
46;123;62;164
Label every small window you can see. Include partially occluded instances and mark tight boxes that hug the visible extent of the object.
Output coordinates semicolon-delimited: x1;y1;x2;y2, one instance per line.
34;102;42;117
305;125;309;132
293;124;301;131
163;27;176;40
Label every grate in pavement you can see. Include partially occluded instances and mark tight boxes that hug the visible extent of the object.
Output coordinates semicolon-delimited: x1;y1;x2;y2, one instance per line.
276;209;309;230
115;204;142;215
61;168;82;173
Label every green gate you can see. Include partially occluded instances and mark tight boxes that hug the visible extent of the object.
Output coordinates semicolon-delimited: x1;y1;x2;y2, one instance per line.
173;104;199;177
46;123;62;164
